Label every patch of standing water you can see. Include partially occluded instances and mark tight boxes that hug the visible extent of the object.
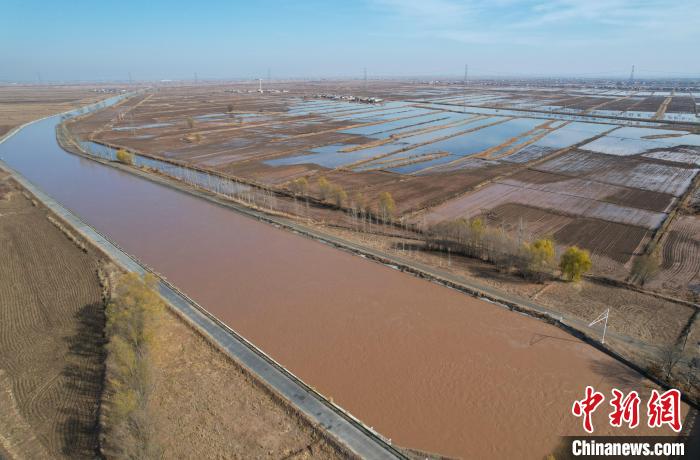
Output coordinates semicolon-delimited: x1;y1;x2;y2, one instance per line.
581;127;700;156
340;113;448;137
113;122;173;131
351;118;539;174
265;142;411;169
503;122;616;163
416;103;672;128
78;141;251;197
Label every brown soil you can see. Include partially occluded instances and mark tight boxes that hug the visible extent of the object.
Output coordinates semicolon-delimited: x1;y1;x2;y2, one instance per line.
0;85;112;137
650;215;700;297
0;178;104;458
509;168;676;212
553;218;649;264
666;96;696;114
537;281;693;346
148;308;351;459
604;187;676;213
635;96;667;112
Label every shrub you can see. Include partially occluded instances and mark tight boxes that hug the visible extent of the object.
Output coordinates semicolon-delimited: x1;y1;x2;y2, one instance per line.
521;238;556;280
115;148;134;165
186;117;195;129
559;246;592;281
630;252;659;286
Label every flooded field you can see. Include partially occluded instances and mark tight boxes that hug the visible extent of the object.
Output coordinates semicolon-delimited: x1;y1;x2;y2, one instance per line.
67;83;700;296
1;103;689;458
418;88;700;124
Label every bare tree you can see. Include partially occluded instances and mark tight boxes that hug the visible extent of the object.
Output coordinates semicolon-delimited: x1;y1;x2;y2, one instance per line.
630;252;660;286
660;345;684;380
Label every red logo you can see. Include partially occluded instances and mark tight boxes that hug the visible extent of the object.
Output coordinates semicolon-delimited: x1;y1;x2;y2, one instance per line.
572;386;605;433
647;389;682;432
572;387;682;433
609;389;640;429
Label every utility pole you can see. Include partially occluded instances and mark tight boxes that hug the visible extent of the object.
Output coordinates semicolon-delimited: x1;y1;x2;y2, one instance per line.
258;78;262;92
128;72;133;85
588;309;610;344
267;67;271;85
194;72;198;84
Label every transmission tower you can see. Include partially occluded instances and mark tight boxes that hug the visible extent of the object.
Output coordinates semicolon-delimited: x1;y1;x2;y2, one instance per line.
194;72;198;84
267;68;271;85
629;65;635;84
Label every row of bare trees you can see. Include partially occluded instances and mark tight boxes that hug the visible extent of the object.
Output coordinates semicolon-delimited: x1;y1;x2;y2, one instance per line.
289;176;397;222
426;217;592;281
102;273;164;458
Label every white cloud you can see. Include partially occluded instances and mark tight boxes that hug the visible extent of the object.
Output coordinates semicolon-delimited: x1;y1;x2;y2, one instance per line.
369;0;470;25
368;0;700;46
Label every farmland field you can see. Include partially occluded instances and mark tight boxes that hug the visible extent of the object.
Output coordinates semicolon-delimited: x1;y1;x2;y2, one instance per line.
0;85;116;137
0;174;105;458
64;82;700;297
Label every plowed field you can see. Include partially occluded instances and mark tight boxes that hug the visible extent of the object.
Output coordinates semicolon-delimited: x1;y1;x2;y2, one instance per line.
0;178;104;458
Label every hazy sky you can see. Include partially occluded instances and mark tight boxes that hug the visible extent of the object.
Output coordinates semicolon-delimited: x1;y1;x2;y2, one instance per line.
2;0;699;82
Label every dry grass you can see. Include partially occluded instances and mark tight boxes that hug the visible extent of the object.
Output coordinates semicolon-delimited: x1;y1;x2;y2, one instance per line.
148;307;351;459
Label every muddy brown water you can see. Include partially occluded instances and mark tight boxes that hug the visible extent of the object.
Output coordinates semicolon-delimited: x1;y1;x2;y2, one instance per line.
0;113;686;458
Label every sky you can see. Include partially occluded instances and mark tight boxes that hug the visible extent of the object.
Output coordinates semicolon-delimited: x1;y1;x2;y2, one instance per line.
1;0;699;82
